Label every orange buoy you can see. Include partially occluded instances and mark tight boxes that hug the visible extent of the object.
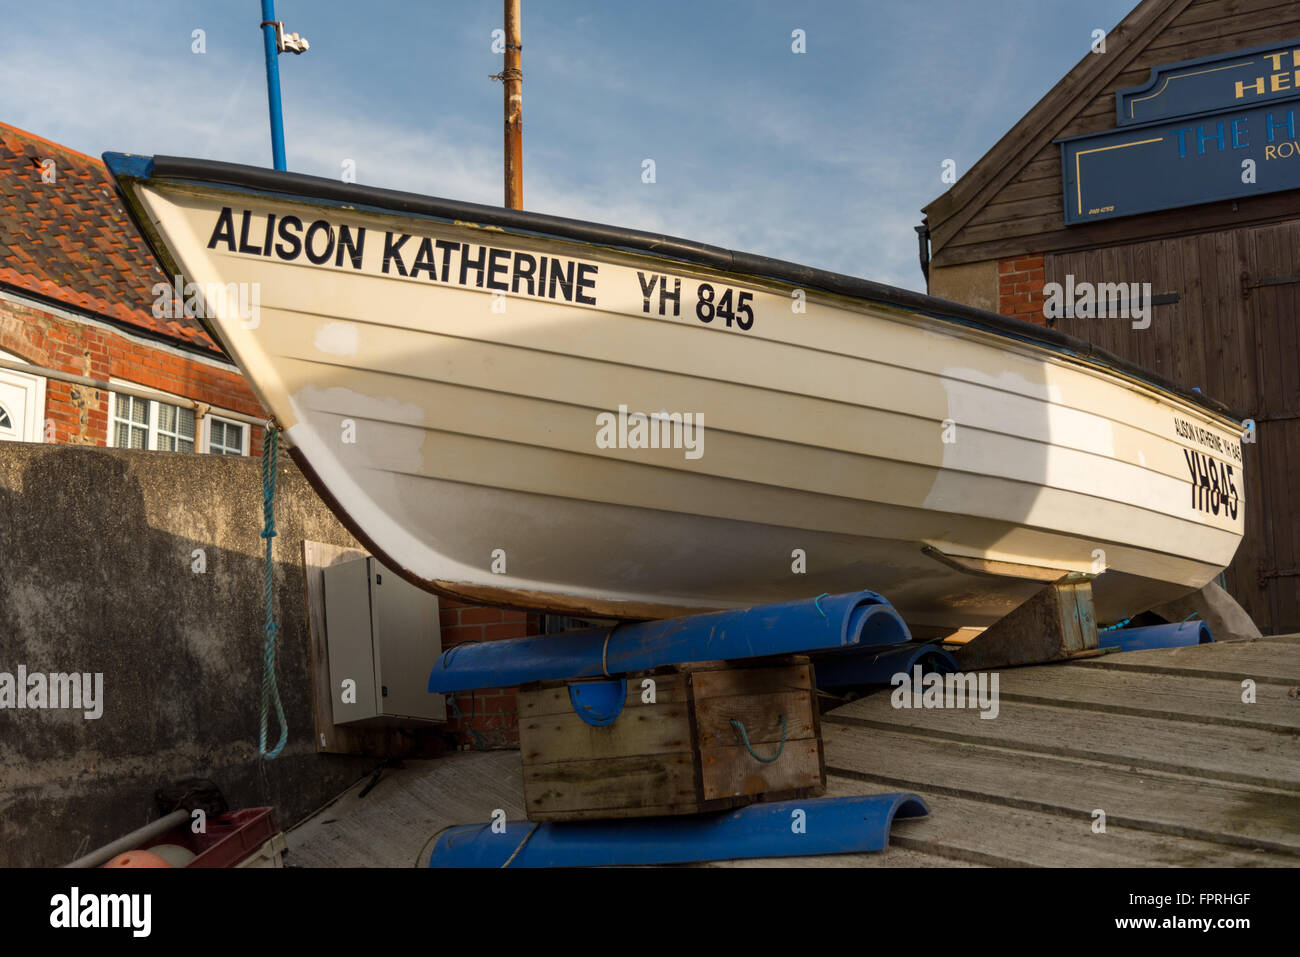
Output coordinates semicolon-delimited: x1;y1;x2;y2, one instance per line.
103;849;172;868
148;844;196;867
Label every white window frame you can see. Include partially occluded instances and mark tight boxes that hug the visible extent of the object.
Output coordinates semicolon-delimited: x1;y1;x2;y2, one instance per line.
106;379;251;456
153;401;199;452
109;391;153;450
202;413;252;456
107;389;196;452
0;348;48;443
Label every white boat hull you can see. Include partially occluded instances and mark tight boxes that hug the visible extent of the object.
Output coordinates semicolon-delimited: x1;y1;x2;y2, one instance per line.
110;157;1247;631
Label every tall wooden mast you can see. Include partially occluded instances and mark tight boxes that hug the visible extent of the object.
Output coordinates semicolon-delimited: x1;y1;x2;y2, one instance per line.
503;0;523;209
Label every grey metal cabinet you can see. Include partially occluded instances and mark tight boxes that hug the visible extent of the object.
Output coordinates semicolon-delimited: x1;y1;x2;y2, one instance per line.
322;556;446;726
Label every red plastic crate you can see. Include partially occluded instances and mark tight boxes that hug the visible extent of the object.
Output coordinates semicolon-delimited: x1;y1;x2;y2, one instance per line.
141;807;277;868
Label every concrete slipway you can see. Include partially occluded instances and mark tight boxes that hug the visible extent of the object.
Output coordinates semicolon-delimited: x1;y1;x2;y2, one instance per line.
286;635;1300;868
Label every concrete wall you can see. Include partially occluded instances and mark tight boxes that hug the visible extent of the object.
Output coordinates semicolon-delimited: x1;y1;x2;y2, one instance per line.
927;259;998;315
0;442;382;866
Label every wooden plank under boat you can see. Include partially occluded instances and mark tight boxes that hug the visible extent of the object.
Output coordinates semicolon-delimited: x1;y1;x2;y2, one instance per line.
104;153;1247;632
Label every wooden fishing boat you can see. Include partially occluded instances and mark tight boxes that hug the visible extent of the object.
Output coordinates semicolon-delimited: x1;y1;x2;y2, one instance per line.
105;153;1246;632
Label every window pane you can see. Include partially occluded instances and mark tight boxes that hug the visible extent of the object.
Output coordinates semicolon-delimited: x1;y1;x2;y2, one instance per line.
112;394;150;449
115;421;146;449
208;419;245;455
156;403;196;453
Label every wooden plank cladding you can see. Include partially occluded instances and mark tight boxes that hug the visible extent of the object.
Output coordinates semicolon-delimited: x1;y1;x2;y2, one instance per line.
1046;223;1300;633
926;0;1300;267
518;658;825;822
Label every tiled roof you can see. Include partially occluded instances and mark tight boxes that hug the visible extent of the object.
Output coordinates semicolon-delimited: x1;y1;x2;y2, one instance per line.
0;122;223;356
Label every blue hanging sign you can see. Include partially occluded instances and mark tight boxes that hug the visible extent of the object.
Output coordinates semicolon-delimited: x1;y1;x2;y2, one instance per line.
1060;100;1300;225
1117;39;1300;126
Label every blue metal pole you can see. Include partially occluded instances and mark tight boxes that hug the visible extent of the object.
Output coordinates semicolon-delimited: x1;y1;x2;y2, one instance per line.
260;0;287;171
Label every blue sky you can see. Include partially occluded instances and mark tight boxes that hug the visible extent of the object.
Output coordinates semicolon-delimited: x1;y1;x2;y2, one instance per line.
0;0;1135;290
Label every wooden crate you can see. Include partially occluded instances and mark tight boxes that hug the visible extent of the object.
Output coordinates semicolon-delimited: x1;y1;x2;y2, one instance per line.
518;657;825;821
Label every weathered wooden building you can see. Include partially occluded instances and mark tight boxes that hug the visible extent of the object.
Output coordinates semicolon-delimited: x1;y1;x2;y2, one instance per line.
922;0;1300;634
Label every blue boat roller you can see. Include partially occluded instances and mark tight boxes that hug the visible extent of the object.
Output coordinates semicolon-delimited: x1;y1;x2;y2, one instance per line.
1100;619;1213;653
815;641;958;688
428;590;911;693
427;794;930;867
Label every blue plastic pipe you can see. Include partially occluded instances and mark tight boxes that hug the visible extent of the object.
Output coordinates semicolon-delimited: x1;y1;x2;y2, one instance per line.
814;642;958;688
1099;619;1213;652
260;0;287;171
428;590;911;693
427;794;930;867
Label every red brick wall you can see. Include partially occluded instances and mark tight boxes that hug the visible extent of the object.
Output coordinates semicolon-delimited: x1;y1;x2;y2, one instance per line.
438;596;542;749
0;296;265;451
997;254;1047;327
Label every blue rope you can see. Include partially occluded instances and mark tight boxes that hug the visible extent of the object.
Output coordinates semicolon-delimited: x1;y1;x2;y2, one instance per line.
813;593;829;618
259;424;288;759
447;690;490;750
730;715;787;764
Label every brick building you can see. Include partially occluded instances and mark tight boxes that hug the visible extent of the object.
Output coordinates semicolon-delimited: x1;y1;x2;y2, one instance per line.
0;121;530;745
0;124;264;453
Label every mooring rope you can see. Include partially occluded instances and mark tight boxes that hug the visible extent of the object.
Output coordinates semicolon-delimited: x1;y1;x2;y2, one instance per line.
446;690;490;750
501;822;540;868
730;715;787;764
1102;610;1200;633
259;423;288;759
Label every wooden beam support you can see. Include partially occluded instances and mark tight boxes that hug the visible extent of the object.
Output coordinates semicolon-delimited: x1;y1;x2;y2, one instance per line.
954;574;1098;670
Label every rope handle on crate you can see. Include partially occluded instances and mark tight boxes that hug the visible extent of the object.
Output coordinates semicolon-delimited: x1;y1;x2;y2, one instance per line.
730;715;787;764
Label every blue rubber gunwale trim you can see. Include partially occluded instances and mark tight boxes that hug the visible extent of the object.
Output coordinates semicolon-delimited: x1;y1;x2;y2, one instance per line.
103;151;155;181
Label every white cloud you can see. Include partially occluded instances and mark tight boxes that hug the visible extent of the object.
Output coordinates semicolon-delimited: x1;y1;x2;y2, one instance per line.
1;12;931;291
